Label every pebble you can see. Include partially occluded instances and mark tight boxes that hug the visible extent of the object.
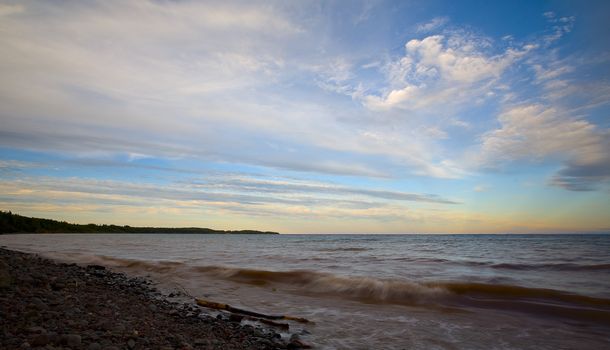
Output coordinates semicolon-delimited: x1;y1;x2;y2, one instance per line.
0;248;288;350
66;334;82;347
30;334;50;347
26;326;46;334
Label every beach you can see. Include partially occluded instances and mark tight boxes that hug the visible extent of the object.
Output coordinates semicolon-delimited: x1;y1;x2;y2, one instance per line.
0;247;309;350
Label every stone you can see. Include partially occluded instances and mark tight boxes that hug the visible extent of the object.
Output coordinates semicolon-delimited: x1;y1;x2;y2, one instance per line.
88;343;102;350
127;339;135;349
87;265;106;271
229;314;244;323
65;334;82;348
26;326;46;334
51;281;66;291
30;334;50;347
287;339;312;349
194;338;209;346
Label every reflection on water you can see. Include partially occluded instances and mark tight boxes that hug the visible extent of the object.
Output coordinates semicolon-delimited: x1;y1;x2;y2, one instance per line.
2;233;610;349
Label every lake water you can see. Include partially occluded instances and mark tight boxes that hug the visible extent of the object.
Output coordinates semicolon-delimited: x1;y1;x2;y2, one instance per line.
1;233;609;349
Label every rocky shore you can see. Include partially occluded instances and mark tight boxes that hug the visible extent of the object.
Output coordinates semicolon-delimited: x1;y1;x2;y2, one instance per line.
0;248;308;350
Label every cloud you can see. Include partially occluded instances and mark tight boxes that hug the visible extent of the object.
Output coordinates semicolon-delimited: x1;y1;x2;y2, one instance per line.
0;0;467;180
477;104;610;190
416;16;449;33
362;34;534;110
0;3;23;16
0;172;458;226
542;12;575;44
474;185;489;192
187;175;459;204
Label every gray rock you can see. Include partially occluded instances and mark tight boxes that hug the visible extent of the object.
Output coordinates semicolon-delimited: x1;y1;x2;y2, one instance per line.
148;304;157;312
26;326;46;334
66;334;81;348
287;339;312;349
51;281;66;291
127;339;135;349
88;343;102;350
30;334;50;347
194;338;210;346
30;297;45;310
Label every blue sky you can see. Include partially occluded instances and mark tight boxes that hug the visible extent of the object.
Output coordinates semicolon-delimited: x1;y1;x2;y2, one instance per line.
0;0;609;233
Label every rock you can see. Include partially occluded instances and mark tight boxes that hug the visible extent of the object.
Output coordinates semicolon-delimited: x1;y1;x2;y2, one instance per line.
148;304;157;312
113;323;126;334
26;326;46;334
127;339;136;349
102;346;120;350
30;297;45;310
65;334;82;348
30;333;50;347
194;338;209;346
87;265;106;271
0;262;11;288
88;343;102;350
47;332;60;345
229;314;244;323
51;281;66;291
287;339;312;349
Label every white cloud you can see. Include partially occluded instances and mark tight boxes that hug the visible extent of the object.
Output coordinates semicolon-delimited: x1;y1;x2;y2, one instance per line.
416;16;449;33
474;185;489;192
0;3;23;16
543;13;575;44
362;34;534;110
477;104;610;190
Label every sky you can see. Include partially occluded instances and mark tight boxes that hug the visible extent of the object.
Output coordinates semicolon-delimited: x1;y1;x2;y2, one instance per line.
0;0;609;233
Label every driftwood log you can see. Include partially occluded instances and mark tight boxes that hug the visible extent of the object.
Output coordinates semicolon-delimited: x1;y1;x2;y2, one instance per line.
195;298;311;325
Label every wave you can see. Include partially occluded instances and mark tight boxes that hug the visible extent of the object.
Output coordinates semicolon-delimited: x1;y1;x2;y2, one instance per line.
67;254;610;324
392;257;610;271
196;266;610;324
317;247;370;252
488;262;610;271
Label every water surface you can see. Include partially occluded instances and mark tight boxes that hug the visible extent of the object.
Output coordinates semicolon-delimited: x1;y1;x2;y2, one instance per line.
1;233;609;349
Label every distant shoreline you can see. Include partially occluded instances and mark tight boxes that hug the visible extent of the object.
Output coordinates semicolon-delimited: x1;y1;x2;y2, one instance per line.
0;211;279;235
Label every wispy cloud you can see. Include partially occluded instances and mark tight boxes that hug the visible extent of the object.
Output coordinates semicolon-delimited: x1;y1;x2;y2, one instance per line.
0;1;608;231
416;16;449;33
476;104;610;191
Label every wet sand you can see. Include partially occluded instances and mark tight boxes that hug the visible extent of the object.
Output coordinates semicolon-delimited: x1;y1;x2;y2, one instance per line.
0;248;308;350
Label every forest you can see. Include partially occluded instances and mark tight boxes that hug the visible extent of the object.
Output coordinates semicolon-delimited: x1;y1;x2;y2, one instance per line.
0;211;278;234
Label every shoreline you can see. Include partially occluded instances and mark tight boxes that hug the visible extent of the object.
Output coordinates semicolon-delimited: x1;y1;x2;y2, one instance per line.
0;248;307;350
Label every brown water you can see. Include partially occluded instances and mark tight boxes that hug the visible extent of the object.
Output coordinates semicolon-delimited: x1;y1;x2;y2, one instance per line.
1;233;609;349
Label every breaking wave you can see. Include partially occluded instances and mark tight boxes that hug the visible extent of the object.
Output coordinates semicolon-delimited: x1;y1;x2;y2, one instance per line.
75;254;610;324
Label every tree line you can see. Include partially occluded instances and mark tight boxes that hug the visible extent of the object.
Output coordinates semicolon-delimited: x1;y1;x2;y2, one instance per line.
0;211;278;234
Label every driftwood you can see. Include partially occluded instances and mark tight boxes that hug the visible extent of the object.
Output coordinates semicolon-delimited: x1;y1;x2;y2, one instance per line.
254;318;290;330
195;298;310;324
